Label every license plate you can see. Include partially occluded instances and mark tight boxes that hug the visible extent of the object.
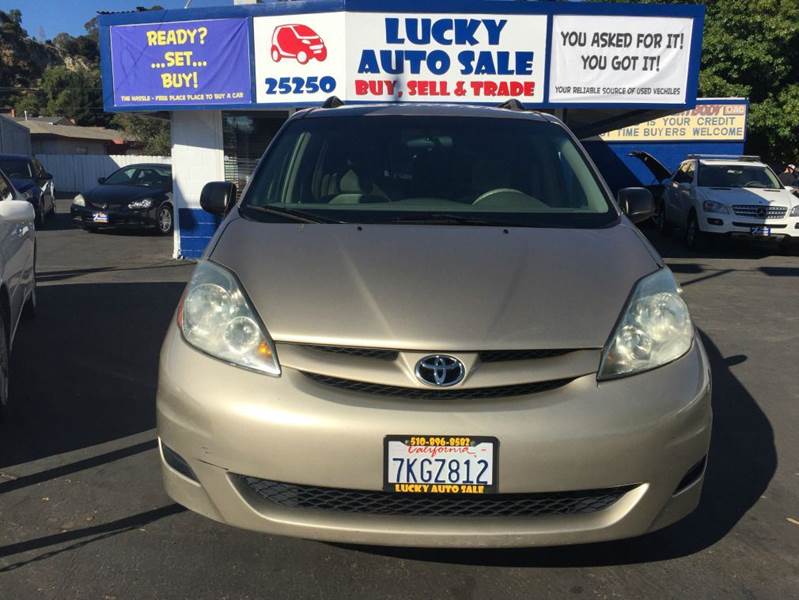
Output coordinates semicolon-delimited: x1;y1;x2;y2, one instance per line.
92;212;109;223
751;226;770;237
384;435;498;494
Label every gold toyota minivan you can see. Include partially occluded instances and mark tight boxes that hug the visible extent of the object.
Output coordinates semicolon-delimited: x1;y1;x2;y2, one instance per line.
157;102;712;548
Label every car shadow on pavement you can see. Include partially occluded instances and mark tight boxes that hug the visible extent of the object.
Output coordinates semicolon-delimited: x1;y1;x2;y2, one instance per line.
642;225;798;259
344;330;776;566
0;280;184;470
0;503;185;572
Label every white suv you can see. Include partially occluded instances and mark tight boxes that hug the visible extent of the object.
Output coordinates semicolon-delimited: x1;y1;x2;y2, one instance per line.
650;155;799;249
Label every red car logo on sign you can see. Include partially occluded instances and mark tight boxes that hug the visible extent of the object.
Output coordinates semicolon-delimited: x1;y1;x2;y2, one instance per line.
271;24;327;64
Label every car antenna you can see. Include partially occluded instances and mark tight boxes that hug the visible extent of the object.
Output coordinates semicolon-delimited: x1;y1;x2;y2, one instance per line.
321;96;344;109
497;99;525;111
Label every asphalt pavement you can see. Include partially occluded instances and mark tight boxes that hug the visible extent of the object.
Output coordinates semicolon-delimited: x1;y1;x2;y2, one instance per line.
0;199;797;599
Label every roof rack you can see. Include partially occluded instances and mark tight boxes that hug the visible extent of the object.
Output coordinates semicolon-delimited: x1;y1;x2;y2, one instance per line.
497;99;525;111
321;96;344;109
687;154;762;162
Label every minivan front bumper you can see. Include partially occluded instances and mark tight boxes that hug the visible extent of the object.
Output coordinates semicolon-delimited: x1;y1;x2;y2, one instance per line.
157;325;712;548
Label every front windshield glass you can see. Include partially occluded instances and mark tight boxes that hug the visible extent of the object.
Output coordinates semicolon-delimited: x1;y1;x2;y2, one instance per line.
0;158;32;179
697;163;782;189
242;116;616;228
104;166;171;187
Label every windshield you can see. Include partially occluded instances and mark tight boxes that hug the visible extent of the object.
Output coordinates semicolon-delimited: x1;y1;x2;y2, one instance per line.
0;158;32;179
104;165;171;187
292;25;318;38
697;164;782;189
242;116;615;228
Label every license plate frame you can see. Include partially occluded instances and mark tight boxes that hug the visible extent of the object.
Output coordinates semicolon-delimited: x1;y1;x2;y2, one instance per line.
383;435;499;494
751;226;771;237
92;212;109;224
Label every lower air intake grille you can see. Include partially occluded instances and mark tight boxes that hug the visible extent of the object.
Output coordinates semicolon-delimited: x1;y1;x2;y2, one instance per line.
237;477;634;518
302;372;572;399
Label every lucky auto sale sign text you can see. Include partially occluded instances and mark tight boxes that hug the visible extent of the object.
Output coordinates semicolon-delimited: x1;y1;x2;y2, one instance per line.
253;12;547;104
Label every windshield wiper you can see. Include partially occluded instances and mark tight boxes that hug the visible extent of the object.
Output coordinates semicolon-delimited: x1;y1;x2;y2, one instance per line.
387;213;510;226
242;204;345;224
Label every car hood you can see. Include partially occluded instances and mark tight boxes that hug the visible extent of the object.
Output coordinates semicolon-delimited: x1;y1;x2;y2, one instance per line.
698;186;797;207
628;151;672;182
210;218;660;350
10;178;35;194
84;185;164;206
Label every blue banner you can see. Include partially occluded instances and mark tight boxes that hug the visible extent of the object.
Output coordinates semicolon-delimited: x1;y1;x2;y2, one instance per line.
110;18;251;108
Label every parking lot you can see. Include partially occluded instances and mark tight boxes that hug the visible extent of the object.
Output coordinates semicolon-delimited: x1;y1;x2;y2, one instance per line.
0;199;797;599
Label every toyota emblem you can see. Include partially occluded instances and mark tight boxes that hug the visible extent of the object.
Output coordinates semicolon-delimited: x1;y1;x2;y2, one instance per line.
415;355;465;387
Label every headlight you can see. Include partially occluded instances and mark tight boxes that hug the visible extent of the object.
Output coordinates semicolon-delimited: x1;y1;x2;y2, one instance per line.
178;261;280;376
598;268;693;380
73;194;85;207
128;198;153;209
701;200;729;214
790;205;799;217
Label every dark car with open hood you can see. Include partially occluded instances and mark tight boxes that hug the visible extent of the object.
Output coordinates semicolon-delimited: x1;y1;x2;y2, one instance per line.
70;163;174;234
0;154;55;227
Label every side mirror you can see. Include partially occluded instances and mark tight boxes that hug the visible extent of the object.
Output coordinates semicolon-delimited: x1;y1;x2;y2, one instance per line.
617;187;655;224
97;177;106;184
200;181;237;216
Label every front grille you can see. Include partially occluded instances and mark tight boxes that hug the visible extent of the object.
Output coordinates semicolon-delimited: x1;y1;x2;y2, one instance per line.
303;345;399;360
479;349;575;362
303;372;572;399
237;476;634;518
732;205;787;219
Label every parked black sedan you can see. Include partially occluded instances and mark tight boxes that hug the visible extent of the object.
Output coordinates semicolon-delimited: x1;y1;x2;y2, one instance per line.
0;154;55;227
71;163;173;234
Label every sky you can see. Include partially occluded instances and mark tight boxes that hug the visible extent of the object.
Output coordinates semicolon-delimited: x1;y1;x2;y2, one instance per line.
6;0;230;39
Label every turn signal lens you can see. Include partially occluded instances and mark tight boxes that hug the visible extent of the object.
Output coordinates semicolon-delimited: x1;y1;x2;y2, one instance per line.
179;261;280;376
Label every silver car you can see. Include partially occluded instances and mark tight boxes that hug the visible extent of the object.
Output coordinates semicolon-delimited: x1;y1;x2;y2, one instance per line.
157;103;711;548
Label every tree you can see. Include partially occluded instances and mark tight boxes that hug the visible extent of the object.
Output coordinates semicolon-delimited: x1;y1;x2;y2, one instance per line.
594;0;799;163
112;113;171;155
13;65;109;127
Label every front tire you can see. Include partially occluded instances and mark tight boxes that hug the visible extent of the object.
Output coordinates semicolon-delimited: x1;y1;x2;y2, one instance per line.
655;201;671;236
157;204;174;235
0;315;10;422
685;211;708;250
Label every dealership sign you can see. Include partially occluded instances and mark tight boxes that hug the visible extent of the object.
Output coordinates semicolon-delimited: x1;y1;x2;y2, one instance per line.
549;15;695;105
100;1;704;111
600;101;748;142
109;18;251;107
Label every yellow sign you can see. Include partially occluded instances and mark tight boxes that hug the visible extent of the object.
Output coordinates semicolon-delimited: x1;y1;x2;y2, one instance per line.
600;103;747;142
